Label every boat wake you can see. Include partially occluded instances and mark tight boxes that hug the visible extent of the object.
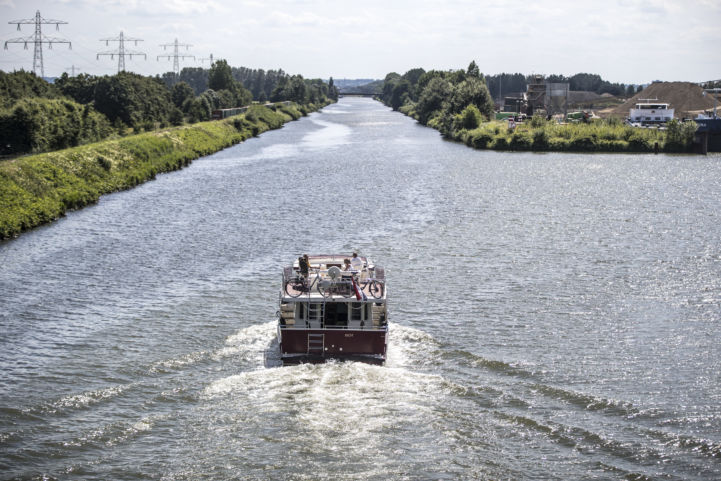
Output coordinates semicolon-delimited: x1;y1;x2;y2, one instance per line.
205;321;721;479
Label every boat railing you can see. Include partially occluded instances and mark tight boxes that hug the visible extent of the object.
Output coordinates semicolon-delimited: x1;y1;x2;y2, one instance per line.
283;264;385;299
278;321;387;331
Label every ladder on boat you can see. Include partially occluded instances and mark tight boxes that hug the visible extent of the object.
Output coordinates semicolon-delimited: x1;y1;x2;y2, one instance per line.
308;303;324;326
307;333;325;356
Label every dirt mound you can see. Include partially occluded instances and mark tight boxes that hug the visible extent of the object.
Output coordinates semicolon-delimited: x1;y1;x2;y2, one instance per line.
568;91;602;103
602;82;717;119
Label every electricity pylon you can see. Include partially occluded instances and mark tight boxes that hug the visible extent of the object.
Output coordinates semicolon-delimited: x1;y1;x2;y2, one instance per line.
4;10;71;78
198;53;214;65
97;31;146;73
158;39;195;76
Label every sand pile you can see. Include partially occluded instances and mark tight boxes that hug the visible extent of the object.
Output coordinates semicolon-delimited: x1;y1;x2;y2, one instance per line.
600;82;718;119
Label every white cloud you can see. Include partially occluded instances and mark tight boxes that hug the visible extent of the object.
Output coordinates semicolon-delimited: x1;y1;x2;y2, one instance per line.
1;0;719;81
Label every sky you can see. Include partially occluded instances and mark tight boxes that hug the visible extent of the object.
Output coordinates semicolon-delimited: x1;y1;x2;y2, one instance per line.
1;0;719;84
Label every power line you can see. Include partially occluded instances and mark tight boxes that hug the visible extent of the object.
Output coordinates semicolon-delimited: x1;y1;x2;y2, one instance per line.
97;31;146;73
4;10;72;78
158;38;195;76
198;53;214;65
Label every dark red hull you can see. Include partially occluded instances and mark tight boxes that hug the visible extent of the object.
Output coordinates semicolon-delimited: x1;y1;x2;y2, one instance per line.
278;327;387;364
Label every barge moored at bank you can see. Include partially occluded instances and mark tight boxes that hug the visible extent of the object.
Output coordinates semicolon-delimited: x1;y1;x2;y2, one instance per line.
277;254;388;364
628;99;674;125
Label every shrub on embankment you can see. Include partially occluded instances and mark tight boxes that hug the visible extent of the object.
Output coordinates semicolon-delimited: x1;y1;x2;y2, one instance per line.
378;62;698;154
453;118;670;153
0;102;318;239
0;97;114;155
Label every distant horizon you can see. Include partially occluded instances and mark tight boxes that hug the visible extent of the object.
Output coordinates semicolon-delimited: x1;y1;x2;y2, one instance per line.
18;72;683;92
1;0;719;85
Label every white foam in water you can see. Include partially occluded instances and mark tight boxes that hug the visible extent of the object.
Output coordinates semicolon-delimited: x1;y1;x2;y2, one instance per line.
214;321;438;370
214;320;277;362
302;119;351;148
354;121;399;126
243;143;300;161
201;320;460;459
202;358;450;443
385;323;441;368
149;351;210;373
39;384;133;413
204;322;450;422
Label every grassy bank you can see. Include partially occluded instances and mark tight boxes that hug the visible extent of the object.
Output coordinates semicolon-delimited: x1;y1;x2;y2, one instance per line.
0;101;326;239
395;99;696;154
452;118;666;153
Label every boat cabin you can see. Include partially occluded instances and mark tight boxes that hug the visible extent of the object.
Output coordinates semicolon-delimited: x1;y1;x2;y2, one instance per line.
277;254;388;363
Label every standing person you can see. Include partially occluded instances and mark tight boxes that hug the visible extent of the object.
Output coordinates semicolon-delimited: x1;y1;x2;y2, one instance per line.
350;252;363;271
299;254;311;278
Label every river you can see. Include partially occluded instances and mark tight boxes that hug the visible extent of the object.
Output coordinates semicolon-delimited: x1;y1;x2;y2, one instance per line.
1;97;720;480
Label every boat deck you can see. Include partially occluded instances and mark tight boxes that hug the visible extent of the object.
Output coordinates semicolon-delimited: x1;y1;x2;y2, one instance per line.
282;254;385;301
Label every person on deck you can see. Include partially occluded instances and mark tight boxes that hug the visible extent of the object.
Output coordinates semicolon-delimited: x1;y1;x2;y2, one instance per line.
299;254;311;278
350;252;363;271
343;258;352;271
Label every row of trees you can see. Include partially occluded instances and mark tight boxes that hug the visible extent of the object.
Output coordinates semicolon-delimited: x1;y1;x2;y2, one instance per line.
380;61;495;134
484;72;641;99
159;65;339;104
379;62;697;153
0;62;339;156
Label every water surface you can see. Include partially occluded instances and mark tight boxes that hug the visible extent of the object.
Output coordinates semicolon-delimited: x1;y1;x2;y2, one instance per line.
1;97;720;480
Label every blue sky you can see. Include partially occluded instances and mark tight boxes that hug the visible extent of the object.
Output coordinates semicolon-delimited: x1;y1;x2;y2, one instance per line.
1;0;719;83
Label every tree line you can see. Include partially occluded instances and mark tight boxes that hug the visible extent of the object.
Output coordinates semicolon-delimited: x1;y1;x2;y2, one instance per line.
484;72;642;99
378;61;696;154
380;61;495;132
0;61;338;156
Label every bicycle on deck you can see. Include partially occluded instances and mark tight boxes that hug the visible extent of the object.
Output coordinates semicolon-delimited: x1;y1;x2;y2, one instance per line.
284;267;354;298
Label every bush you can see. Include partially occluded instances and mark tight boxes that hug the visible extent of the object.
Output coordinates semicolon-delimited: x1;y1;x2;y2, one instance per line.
597;139;628;151
468;130;493;148
532;129;549;150
548;137;570;151
492;135;509;150
509;131;533;150
569;134;596;151
456;104;482;130
627;133;652;152
169;108;184;126
0;97;113;156
529;116;547;128
664;119;697;153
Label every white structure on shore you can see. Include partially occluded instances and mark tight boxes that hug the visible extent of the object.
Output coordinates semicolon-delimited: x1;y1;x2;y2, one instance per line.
629;99;674;124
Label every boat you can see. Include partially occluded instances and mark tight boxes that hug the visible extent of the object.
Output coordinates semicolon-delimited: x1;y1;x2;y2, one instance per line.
629;99;674;125
277;254;388;364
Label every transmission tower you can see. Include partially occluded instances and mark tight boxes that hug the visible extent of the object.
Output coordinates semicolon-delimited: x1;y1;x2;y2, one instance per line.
4;10;71;78
198;53;214;65
158;39;195;76
65;65;78;76
97;31;146;73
